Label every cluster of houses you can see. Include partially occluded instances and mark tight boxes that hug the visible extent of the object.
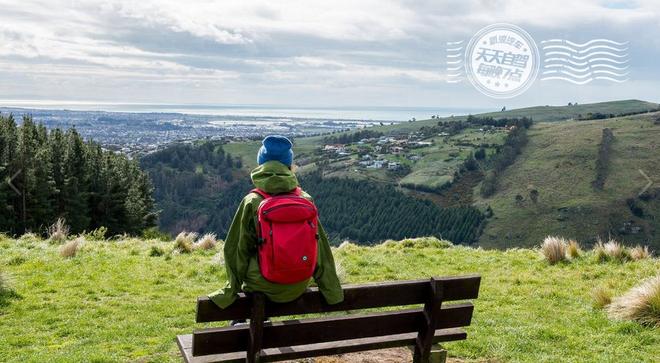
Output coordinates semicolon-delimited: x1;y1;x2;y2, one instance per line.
321;134;438;171
357;155;401;170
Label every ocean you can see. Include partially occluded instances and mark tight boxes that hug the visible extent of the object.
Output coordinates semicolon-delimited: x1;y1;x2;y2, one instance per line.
0;100;489;121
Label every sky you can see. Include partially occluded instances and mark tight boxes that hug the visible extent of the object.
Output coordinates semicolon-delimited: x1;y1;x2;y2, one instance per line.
0;0;659;110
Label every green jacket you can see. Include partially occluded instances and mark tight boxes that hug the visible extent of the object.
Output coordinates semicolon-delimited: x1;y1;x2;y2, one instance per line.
209;161;344;309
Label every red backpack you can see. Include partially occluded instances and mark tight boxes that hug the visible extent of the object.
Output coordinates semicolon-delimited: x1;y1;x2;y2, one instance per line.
251;187;319;284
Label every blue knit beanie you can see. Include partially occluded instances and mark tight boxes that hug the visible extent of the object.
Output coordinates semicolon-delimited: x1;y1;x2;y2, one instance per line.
257;135;293;166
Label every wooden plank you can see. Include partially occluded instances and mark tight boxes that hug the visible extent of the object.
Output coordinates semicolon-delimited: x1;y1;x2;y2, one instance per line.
197;275;480;322
413;278;443;363
178;328;466;363
260;328;467;363
192;303;473;356
177;334;245;363
247;293;265;363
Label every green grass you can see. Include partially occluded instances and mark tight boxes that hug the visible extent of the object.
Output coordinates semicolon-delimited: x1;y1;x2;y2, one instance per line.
1;235;658;362
222;140;261;170
399;129;507;189
477;112;660;250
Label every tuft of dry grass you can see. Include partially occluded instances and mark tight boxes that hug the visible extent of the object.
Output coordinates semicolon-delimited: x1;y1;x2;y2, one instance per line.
48;218;69;243
540;236;567;264
566;239;581;259
173;231;197;253
194;233;217;250
593;238;632;262
630;245;651;261
607;275;660;327
59;237;83;258
603;239;629;261
592;286;612;309
593;241;608;262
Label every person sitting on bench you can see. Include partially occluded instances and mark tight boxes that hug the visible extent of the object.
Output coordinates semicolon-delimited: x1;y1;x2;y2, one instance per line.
208;135;344;316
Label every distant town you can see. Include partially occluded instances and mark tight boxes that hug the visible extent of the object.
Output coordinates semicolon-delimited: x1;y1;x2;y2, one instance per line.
0;107;399;156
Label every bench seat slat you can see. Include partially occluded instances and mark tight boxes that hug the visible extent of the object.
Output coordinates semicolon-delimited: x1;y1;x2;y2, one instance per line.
196;275;480;322
192;303;473;356
178;328;467;363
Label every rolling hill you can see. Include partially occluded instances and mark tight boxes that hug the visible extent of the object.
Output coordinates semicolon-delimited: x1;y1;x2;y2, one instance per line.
476;112;660;250
152;99;660;249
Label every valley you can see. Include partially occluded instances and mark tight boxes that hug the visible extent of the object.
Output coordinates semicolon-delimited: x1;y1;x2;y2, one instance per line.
219;100;660;249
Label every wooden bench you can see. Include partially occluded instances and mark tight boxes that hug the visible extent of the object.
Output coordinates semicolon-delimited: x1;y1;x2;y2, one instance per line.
177;275;481;363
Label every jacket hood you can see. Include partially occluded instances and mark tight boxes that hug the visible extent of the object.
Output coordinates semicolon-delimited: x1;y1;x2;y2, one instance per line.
250;160;299;194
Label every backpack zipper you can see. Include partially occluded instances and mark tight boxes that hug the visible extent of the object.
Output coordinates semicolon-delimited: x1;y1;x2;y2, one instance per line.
263;203;315;215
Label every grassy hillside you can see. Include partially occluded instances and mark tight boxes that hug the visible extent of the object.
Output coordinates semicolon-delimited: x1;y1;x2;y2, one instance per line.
216;100;660;249
477;112;660;250
332;99;659;134
225;100;659;171
1;235;658;362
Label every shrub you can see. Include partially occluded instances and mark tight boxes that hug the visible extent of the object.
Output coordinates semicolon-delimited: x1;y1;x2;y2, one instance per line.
566;239;581;259
85;226;108;241
194;233;217;251
59;237;82;258
48;218;69;243
540;236;567;264
630;245;651;261
173;232;197;253
592;286;612;309
149;246;165;257
607;275;660;327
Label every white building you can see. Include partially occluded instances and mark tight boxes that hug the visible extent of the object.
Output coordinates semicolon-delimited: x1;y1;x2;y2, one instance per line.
388;162;400;170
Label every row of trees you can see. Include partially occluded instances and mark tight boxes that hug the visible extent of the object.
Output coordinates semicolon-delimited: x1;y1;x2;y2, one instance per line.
323;129;383;145
424;115;533;137
577;108;660;121
480;118;533;197
301;171;485;244
0;114;156;236
591;128;614;190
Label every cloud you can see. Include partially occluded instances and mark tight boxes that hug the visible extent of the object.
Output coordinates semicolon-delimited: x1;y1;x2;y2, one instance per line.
0;0;658;106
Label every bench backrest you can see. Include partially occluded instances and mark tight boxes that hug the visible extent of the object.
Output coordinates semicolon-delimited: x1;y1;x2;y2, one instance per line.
193;275;480;362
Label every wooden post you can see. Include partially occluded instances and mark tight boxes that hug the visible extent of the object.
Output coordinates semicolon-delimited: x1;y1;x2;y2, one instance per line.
247;292;265;363
413;278;443;363
430;344;448;363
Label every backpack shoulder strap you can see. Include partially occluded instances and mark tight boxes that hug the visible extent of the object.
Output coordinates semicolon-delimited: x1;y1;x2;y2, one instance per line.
251;188;271;199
